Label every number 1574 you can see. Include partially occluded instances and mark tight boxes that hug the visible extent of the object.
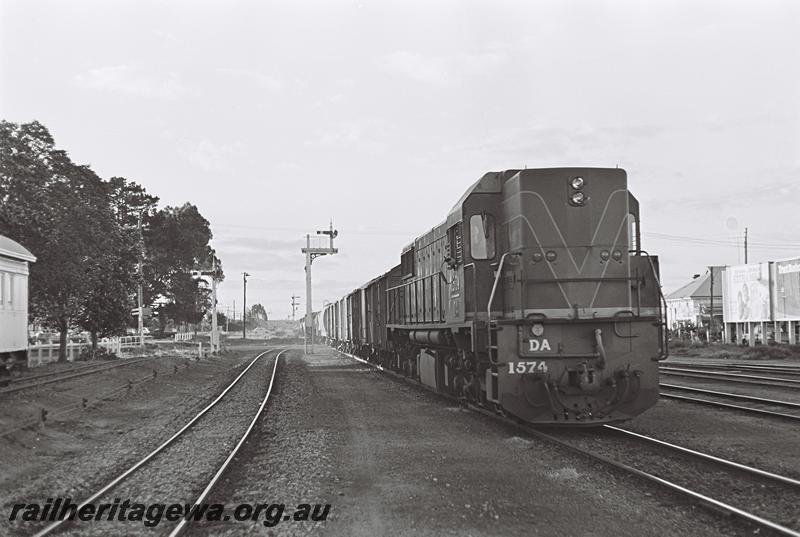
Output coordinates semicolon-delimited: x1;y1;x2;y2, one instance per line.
508;361;548;374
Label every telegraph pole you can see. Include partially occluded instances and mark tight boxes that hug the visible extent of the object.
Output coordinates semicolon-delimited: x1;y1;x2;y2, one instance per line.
137;210;145;350
709;266;715;342
291;294;300;321
301;222;338;354
744;227;748;264
242;272;249;340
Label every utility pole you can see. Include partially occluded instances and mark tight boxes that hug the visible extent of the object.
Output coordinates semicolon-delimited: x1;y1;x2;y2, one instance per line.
210;258;219;353
744;227;748;264
709;266;715;343
291;294;300;321
242;272;249;340
137;210;145;350
301;221;338;354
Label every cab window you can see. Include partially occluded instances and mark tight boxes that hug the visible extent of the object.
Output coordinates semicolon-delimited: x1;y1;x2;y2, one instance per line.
470;213;495;260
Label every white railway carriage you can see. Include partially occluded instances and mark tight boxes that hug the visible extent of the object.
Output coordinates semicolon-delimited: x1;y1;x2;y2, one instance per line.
0;235;36;378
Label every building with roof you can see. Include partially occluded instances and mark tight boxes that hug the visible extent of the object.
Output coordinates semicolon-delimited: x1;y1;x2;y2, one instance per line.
666;266;724;338
1;234;36;373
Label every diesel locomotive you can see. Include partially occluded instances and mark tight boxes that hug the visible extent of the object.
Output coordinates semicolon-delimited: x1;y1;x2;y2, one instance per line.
323;168;667;425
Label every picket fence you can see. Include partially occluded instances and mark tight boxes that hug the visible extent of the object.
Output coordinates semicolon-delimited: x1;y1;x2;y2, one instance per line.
28;336;153;367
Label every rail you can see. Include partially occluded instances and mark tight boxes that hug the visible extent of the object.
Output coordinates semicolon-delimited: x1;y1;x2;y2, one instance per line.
338;347;800;537
32;348;286;537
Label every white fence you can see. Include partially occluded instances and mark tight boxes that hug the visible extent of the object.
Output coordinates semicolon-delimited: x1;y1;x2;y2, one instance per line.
174;332;193;342
28;336;153;367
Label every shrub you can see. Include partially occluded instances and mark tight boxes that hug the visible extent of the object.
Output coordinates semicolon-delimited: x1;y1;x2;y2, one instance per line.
78;346;118;361
742;346;795;361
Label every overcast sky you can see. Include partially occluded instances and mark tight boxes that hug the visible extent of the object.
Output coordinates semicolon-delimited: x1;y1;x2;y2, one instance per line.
2;0;799;320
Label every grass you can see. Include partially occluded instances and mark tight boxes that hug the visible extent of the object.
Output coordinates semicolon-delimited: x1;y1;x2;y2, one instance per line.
669;341;800;361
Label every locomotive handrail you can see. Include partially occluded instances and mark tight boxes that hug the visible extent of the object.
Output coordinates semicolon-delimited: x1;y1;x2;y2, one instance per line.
522;276;644;284
637;250;669;361
385;271;447;292
487;252;522;325
463;262;478;351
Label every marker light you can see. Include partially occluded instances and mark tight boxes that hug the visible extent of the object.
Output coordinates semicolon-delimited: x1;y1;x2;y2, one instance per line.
612;250;623;261
600;250;610;261
545;250;557;262
571;192;585;205
570;176;585;190
531;323;545;337
532;251;544;263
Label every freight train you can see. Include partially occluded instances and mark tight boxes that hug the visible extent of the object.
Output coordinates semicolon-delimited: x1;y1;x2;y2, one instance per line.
0;234;36;380
323;168;667;425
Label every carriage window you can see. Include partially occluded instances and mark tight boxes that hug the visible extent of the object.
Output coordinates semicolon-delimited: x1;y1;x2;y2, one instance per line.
470;213;495;260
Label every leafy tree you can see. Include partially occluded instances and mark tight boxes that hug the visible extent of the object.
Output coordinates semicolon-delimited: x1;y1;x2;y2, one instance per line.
1;121;225;357
248;304;268;328
145;203;223;328
159;272;210;330
0;121;129;359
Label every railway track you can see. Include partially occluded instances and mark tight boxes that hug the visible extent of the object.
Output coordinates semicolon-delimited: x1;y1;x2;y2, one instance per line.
659;366;800;389
28;347;287;537
660;383;800;422
664;361;800;378
339;349;800;537
0;356;160;396
528;425;800;537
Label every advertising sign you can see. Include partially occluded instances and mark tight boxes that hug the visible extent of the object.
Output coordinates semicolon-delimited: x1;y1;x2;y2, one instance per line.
723;263;771;322
774;258;800;320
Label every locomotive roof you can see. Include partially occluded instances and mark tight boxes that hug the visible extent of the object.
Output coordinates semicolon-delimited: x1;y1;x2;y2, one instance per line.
0;235;36;263
449;170;511;216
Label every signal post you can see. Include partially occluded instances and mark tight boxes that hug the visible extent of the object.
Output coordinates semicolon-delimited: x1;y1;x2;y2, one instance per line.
301;222;338;354
192;261;222;354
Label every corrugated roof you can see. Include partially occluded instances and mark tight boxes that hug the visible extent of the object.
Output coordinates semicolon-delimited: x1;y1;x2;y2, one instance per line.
0;235;36;262
666;266;723;300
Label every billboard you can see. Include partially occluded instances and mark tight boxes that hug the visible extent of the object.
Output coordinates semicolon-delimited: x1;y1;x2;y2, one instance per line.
724;263;771;322
774;258;800;320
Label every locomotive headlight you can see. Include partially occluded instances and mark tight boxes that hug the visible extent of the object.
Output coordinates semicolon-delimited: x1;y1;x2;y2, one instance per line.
570;176;585;190
532;251;544;263
612;249;623;261
600;250;610;261
545;250;557;262
531;323;545;337
570;191;585;205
